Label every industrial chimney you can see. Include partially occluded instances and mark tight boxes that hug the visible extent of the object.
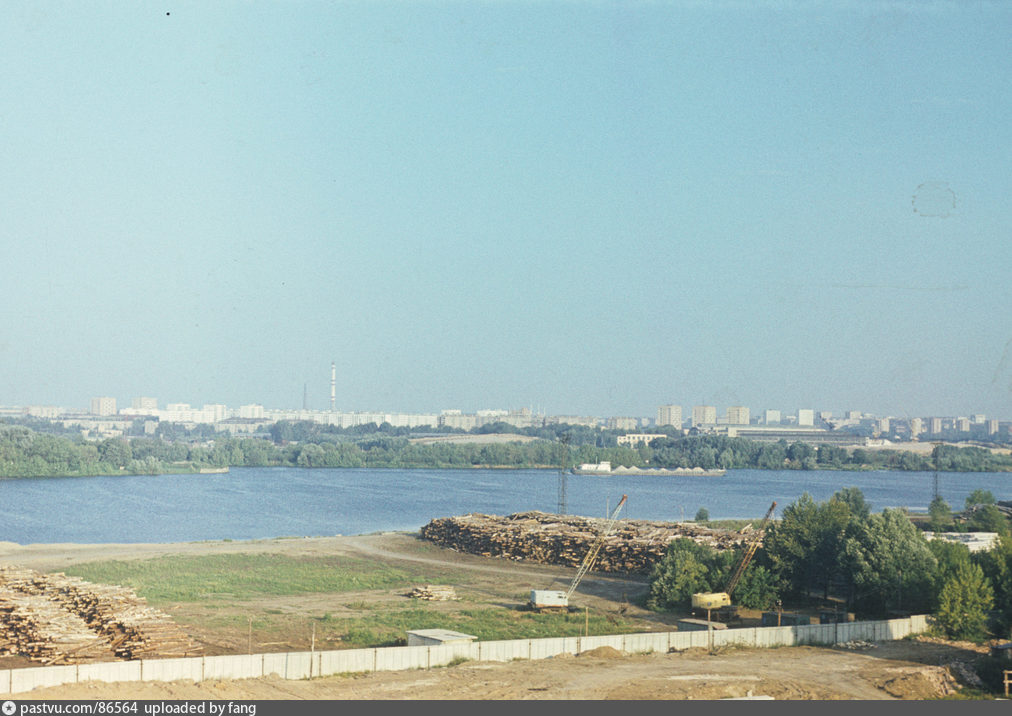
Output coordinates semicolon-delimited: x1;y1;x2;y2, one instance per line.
330;361;336;412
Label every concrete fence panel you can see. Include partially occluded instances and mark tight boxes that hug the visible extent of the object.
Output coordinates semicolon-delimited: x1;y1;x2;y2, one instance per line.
374;645;428;672
10;664;77;694
794;624;818;645
427;642;475;667
755;626;795;648
285;652;314;680
885;619;913;640
529;637;571;660
203;654;262;681
578;634;624;653
1;670;11;696
141;656;203;684
668;631;693;651
318;648;375;676
622;632;669;654
476;639;529;663
78;660;142;685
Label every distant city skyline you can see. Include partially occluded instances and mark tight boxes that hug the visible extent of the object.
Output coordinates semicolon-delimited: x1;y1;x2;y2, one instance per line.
2;4;1009;424
5;387;1009;424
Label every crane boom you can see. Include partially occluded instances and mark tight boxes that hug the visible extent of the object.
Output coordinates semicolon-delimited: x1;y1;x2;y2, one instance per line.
564;494;627;600
723;501;777;597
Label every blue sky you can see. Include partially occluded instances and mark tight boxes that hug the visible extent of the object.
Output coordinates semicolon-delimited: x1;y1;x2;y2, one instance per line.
1;1;1009;420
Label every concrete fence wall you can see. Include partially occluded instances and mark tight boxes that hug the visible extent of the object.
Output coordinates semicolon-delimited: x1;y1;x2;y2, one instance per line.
0;615;931;696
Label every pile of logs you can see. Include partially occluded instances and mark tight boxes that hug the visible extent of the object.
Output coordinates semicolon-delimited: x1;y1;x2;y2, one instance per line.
0;565;201;664
421;511;749;574
405;585;458;601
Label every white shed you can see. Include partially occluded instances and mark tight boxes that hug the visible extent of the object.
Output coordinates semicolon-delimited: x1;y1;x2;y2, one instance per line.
406;629;478;647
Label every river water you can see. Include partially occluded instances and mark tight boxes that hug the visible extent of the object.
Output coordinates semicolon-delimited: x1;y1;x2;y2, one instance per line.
1;466;1010;544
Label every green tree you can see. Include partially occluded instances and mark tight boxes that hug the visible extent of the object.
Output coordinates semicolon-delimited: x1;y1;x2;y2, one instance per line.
764;493;852;600
965;489;997;510
935;562;994;642
966;504;1010;536
832;487;871;520
646;539;716;610
733;564;779;610
695;507;710;522
928;495;953;533
839;509;938;615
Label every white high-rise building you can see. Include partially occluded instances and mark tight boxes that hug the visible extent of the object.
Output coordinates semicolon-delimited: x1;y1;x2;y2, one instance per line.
657;405;682;427
910;418;923;436
763;409;781;425
797;409;815;427
131;397;158;410
239;404;265;419
727;406;750;425
90;397;117;416
692;405;717;427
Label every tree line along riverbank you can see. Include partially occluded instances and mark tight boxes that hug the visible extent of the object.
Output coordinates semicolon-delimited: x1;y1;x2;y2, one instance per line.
1;420;1011;479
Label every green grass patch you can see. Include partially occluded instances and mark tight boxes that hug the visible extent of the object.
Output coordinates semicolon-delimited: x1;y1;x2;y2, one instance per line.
317;605;650;649
62;553;458;604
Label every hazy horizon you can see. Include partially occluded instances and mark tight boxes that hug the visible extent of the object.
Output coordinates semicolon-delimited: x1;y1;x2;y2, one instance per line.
3;2;1009;420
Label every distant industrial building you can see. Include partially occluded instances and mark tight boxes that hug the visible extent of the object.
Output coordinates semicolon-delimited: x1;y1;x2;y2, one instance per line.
725;426;864;446
657;404;682;428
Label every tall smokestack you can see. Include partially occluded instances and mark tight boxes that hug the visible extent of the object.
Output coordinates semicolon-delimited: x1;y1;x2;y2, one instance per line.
330;361;336;412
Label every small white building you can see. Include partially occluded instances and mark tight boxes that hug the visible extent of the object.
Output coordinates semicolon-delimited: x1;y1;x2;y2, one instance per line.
406;629;478;647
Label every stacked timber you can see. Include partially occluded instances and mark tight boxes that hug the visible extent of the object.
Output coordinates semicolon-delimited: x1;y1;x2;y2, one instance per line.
0;565;201;664
421;511;748;574
406;585;458;601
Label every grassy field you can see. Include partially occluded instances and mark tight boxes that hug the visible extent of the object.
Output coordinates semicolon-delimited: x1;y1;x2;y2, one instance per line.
63;553;452;602
62;552;653;650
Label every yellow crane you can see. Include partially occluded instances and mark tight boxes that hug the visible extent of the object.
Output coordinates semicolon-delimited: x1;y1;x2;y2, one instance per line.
692;501;777;619
529;495;628;612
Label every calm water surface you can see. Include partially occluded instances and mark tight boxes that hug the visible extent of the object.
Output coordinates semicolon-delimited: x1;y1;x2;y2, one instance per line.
2;466;1010;544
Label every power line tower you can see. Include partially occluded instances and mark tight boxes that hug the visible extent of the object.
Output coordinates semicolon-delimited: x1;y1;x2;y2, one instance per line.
932;441;943;500
557;434;571;515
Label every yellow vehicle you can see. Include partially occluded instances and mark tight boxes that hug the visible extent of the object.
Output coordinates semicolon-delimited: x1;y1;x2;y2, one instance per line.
692;501;777;621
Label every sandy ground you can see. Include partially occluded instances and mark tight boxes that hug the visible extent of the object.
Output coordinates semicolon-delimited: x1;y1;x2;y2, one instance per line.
0;534;991;700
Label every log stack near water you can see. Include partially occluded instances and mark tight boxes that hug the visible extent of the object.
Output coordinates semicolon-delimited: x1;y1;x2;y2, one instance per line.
0;565;201;664
420;511;749;574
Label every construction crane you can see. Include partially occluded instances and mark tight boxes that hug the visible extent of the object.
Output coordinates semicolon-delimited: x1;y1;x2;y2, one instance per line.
691;501;777;620
529;494;628;612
